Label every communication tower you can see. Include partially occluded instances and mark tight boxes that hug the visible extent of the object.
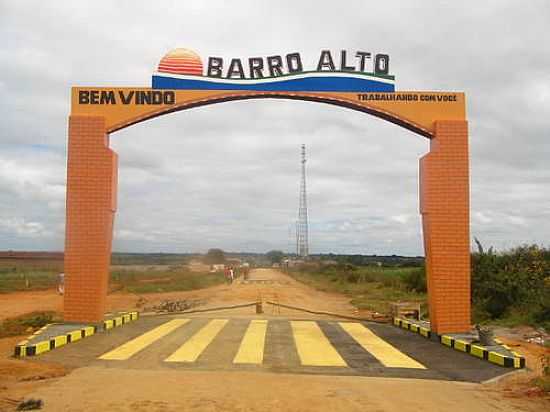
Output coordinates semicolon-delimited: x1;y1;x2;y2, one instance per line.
297;144;309;257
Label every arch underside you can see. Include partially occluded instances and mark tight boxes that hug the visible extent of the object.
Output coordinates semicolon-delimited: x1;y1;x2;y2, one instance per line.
65;89;471;334
108;93;433;138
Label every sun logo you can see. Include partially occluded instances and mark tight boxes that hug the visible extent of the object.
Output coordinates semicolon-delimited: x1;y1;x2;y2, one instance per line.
157;48;203;76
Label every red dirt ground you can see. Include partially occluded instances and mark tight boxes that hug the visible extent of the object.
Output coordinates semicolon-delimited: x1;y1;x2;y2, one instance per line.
0;269;548;411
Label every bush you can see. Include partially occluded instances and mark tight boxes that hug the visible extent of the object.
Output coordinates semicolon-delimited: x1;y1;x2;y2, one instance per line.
471;242;550;326
346;272;360;283
0;311;58;338
402;266;427;293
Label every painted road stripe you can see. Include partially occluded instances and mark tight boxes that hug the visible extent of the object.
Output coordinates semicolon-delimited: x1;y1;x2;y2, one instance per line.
165;319;228;363
339;322;426;369
100;319;189;360
291;321;347;367
233;320;268;364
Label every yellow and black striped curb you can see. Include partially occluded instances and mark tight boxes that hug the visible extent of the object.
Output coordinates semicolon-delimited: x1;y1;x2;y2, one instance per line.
14;311;139;358
102;311;139;331
393;317;525;368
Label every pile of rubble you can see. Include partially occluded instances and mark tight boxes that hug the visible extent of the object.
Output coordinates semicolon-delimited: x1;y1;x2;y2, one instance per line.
524;328;548;346
143;299;205;313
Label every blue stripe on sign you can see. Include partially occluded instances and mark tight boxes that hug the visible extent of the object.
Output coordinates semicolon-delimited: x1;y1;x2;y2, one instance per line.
152;75;395;93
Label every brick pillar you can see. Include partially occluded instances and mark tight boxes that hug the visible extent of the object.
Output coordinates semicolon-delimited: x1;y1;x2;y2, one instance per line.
420;120;471;334
64;115;118;323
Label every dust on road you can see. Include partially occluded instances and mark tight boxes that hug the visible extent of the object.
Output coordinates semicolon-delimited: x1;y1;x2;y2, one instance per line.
0;268;357;322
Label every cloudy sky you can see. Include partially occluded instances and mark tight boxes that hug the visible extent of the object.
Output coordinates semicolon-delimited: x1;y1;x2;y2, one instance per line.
1;1;549;255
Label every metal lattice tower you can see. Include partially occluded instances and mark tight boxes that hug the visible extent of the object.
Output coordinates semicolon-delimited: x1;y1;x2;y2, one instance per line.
297;144;309;257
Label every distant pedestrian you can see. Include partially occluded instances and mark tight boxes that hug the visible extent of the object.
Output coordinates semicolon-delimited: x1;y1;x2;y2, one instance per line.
57;272;65;295
224;267;231;284
229;267;234;283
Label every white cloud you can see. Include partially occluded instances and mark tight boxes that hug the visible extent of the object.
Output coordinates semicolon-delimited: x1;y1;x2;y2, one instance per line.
0;218;47;238
1;0;549;254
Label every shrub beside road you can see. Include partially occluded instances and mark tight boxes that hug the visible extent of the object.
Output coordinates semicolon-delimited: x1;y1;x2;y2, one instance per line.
288;243;550;331
287;265;426;315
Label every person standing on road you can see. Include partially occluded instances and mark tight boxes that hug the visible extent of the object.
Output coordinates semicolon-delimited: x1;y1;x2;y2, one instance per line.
57;272;65;295
229;267;234;284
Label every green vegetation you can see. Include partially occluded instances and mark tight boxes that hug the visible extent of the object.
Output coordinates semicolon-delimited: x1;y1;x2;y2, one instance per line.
0;261;60;293
313;253;424;267
289;243;550;329
0;311;60;338
472;242;550;329
266;250;285;264
0;258;225;294
111;267;225;293
111;253;191;266
203;248;226;264
287;264;426;314
535;353;550;392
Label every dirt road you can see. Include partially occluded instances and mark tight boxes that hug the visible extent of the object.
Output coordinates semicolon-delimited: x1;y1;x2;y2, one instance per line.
26;368;537;412
1;269;548;411
0;268;357;321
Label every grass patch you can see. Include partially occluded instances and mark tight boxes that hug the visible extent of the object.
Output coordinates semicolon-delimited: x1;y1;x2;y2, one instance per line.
0;259;61;293
533;353;550;393
288;265;426;314
0;271;59;293
0;311;60;338
0;259;226;294
111;268;225;294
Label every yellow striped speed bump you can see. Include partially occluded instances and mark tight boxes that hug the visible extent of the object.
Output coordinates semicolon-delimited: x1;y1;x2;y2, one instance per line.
14;311;139;357
392;317;525;369
291;321;347;367
233;320;268;364
340;322;425;369
101;319;189;360
166;319;228;362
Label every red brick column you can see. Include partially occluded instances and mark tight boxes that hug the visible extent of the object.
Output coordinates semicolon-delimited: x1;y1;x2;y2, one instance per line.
64;116;118;323
420;120;471;334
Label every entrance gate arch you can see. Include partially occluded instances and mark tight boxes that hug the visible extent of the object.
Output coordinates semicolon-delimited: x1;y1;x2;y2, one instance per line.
65;88;470;334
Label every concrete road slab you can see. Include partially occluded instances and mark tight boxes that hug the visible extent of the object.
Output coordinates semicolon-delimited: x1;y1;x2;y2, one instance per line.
33;315;509;382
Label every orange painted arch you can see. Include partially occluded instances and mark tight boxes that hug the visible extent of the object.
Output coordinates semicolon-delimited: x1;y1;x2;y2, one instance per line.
71;88;466;137
65;87;471;334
